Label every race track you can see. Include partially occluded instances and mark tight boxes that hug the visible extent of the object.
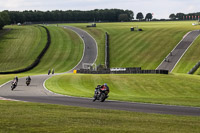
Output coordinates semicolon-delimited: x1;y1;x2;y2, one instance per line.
157;30;200;72
0;26;200;116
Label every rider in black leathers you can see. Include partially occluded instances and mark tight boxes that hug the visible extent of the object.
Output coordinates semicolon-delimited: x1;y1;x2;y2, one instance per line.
93;83;109;101
26;76;31;81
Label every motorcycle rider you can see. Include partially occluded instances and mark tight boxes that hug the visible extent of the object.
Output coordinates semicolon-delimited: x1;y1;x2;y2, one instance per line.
14;76;18;83
26;76;31;82
48;69;51;75
12;76;18;85
101;83;110;95
93;83;109;101
11;77;18;90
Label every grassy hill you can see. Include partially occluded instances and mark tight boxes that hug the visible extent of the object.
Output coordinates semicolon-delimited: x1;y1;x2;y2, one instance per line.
45;22;200;107
64;21;200;70
0;25;46;72
0;25;83;74
46;73;200;107
26;26;83;74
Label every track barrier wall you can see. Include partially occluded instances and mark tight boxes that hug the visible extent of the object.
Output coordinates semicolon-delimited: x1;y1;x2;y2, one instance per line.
77;68;168;74
188;61;200;74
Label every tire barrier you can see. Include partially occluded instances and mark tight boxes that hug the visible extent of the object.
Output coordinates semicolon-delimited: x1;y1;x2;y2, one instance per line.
105;32;109;68
77;68;168;75
0;26;51;74
188;61;200;74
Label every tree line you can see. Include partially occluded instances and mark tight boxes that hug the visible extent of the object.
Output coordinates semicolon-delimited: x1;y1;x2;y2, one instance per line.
169;12;200;20
0;9;133;25
0;11;10;29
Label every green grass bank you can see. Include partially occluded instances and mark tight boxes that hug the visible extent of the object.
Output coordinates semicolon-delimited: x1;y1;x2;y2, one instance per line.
0;25;46;72
46;73;200;107
62;21;200;70
0;100;199;133
26;26;83;74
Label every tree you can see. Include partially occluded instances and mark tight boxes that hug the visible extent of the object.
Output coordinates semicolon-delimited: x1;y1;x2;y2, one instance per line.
145;13;153;21
125;10;134;20
118;14;129;22
0;11;10;29
169;13;176;20
136;12;143;21
176;13;185;20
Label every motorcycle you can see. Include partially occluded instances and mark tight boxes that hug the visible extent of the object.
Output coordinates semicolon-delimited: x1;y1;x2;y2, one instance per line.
93;85;109;102
26;80;31;86
11;81;17;91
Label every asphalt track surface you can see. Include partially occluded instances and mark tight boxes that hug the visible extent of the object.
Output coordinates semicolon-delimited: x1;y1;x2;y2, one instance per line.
157;30;200;72
0;27;200;116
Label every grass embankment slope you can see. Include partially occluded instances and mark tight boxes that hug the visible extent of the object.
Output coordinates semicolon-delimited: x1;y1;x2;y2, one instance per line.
47;22;200;107
0;25;46;72
46;73;200;107
0;100;199;133
0;25;83;74
26;26;83;74
65;21;200;69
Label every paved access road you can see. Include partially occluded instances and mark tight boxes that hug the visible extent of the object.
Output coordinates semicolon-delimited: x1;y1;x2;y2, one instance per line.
0;27;200;116
157;30;200;72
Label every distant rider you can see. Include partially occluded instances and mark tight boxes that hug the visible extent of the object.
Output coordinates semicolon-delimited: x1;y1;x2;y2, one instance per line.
12;76;18;84
12;77;18;86
15;76;18;83
48;69;51;75
26;76;31;82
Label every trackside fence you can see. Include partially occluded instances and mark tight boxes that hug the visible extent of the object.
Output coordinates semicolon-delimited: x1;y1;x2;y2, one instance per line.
77;68;168;74
105;32;109;68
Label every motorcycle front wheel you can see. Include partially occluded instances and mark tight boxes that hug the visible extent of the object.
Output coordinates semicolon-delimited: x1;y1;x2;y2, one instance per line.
100;93;106;102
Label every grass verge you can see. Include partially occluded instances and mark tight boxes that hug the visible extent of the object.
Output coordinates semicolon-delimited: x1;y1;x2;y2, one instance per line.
0;100;199;133
46;73;200;107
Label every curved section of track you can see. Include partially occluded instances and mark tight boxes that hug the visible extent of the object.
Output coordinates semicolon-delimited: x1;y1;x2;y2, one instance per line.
0;27;200;116
63;26;98;72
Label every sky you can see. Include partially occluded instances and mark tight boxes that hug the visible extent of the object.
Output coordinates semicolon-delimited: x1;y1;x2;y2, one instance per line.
0;0;199;19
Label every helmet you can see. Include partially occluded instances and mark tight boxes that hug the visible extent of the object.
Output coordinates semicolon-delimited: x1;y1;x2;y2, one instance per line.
104;83;107;86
